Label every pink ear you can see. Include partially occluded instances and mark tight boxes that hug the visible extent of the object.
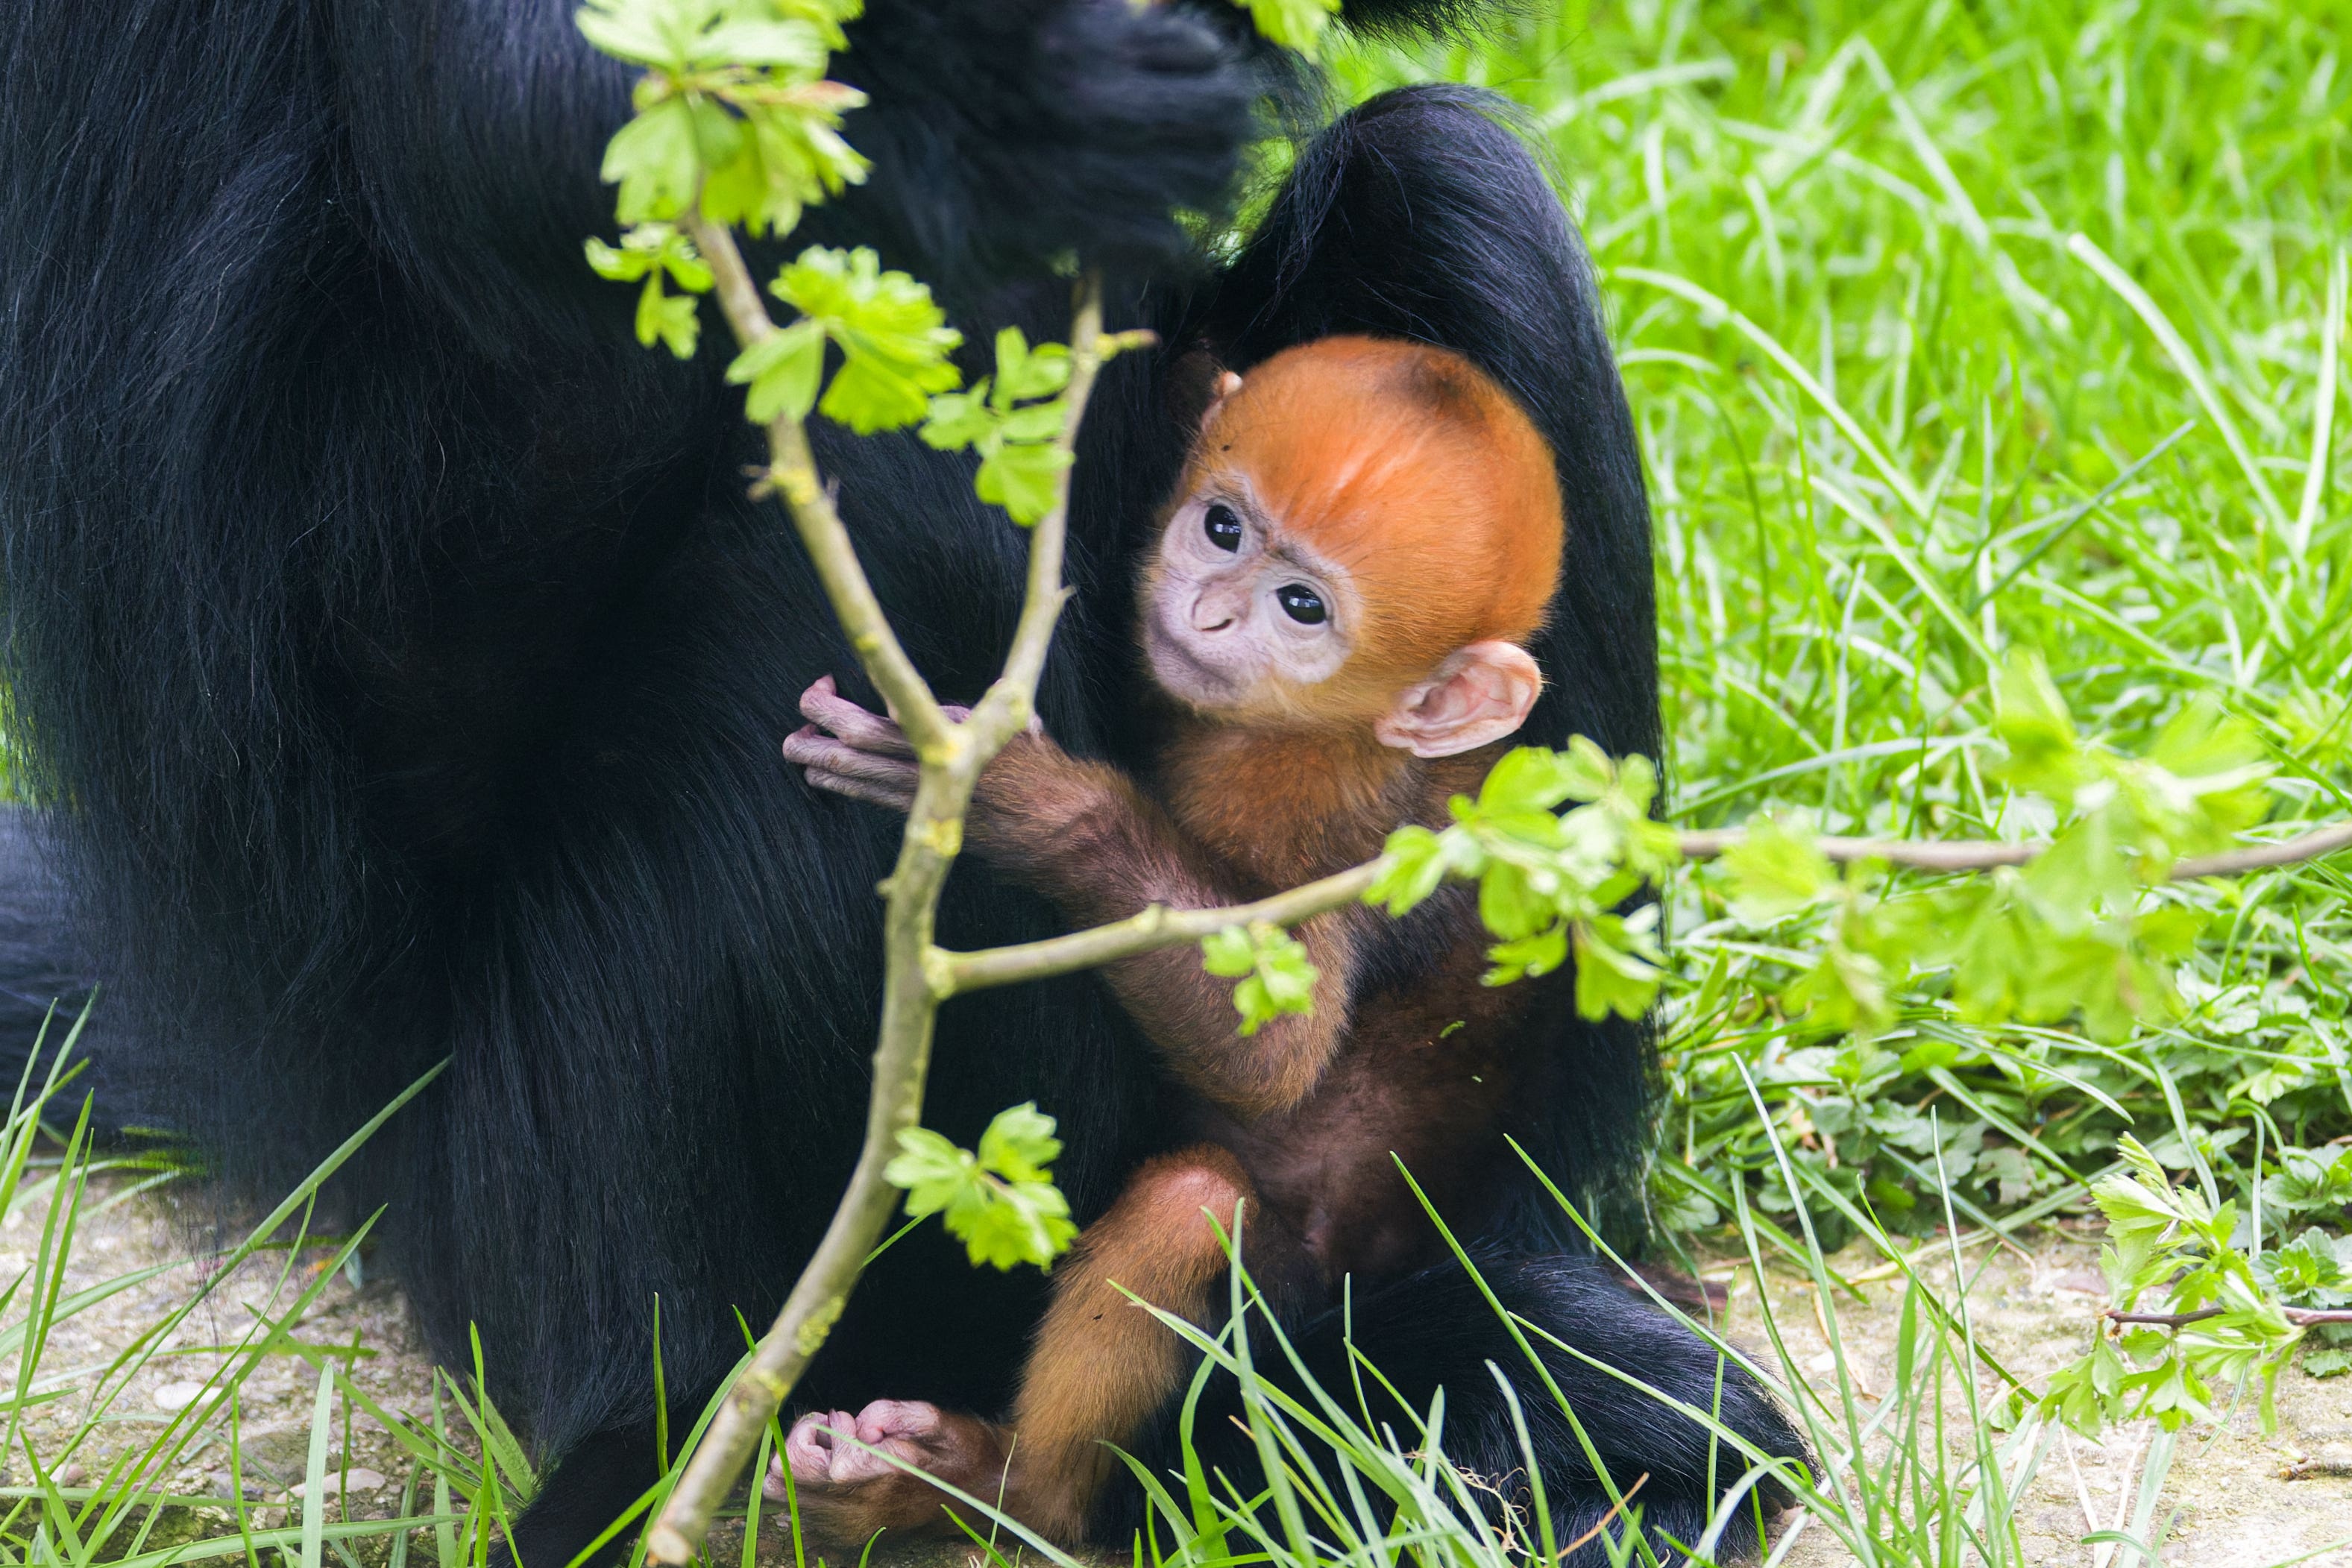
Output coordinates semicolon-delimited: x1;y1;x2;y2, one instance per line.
1199;370;1243;435
1374;642;1543;758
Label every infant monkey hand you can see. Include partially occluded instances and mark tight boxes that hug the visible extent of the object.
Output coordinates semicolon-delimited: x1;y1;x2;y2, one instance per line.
782;676;969;813
784;676;1091;869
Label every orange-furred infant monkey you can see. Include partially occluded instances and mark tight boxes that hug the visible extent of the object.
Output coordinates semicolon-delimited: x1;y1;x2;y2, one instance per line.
777;336;1566;1542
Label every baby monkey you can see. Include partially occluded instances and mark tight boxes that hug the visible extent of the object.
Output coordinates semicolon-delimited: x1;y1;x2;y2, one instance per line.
779;336;1566;1542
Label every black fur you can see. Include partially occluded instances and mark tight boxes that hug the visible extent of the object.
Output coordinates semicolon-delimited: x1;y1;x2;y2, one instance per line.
0;810;117;1125
0;2;1800;1562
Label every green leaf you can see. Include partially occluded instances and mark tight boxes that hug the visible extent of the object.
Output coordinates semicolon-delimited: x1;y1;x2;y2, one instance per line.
1720;815;1836;924
1568;907;1665;1020
1201;922;1318;1035
919;386;998;452
1201;925;1257;979
701;82;871;237
884;1127;975;1220
2260;1228;2348;1303
991;327;1072;404
585;236;655;283
884;1107;1077;1272
575;0;695;72
1989;648;2083;802
773;247;963;433
602;96;704;224
726;318;826;423
1789;935;1893;1038
975;1101;1062;1186
976;438;1074;526
697;17;829;69
1485;922;1568;988
635;281;702;358
1480;740;1609;813
1366;825;1461;915
948;1170;1077;1272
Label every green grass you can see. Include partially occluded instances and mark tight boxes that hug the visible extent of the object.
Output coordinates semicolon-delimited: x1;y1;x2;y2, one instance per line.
1340;0;2352;1254
7;3;2351;1566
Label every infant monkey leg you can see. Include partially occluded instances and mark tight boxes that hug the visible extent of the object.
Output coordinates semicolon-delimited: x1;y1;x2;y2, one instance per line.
1010;1144;1285;1541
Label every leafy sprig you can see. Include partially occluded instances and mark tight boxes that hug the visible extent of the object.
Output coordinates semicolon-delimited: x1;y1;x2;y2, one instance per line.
726;246;963;432
1369;739;1677;1016
1714;651;2269;1044
920;328;1075;525
579;0;868;236
585;222;714;357
884;1102;1078;1271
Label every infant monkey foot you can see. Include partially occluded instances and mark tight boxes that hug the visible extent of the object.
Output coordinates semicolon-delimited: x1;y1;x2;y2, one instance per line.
768;1400;1013;1541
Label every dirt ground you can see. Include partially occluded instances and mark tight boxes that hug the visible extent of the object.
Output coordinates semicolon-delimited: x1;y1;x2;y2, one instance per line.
1741;1225;2352;1568
14;1180;2352;1567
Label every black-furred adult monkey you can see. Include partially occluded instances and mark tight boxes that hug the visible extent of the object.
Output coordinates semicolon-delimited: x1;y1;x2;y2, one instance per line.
0;0;1778;1560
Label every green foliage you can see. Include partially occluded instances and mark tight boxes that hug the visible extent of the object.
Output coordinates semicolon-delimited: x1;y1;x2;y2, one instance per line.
1202;921;1318;1036
726;245;963;432
920;327;1075;524
884;1101;1078;1271
1717;652;2267;1046
2037;1134;2318;1436
585;222;714;357
1322;13;2352;1413
578;0;867;235
1369;738;1677;1016
1232;0;1340;59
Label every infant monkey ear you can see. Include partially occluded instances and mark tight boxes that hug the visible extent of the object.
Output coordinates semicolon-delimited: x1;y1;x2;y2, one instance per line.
1374;642;1544;758
1169;347;1245;437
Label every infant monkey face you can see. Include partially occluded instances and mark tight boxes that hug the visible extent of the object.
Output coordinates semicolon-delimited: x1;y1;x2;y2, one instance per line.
1142;486;1357;714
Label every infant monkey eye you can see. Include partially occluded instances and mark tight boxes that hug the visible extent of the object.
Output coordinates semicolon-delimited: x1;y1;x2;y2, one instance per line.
1204;503;1244;552
1276;584;1327;625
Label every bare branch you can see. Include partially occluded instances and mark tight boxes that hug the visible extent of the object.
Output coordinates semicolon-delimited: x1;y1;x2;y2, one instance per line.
679;209;954;757
936;860;1385;996
1677;819;2352;879
2104;1305;2352;1328
965;289;1137;755
2171;819;2352;879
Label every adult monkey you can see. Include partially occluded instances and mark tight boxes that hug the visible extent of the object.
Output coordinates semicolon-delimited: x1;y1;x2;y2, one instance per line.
0;3;1773;1565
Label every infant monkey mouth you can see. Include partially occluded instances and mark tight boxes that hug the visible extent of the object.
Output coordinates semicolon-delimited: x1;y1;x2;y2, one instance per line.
1143;617;1240;703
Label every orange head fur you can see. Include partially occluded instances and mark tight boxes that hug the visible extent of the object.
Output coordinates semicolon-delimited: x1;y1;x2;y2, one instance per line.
1186;336;1563;716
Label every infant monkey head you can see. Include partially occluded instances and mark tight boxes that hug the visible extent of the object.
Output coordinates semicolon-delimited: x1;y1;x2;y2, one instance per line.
1144;336;1563;757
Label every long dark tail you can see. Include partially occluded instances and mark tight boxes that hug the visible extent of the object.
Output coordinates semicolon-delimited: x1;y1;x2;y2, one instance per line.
1115;1253;1809;1564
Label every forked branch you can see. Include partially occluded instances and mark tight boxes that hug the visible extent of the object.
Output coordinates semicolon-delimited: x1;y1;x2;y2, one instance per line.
644;214;1113;1567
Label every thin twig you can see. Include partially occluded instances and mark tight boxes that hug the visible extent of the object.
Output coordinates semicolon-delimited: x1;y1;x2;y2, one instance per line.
1558;1472;1648;1557
934;861;1384;995
679;210;952;757
1676;819;2352;878
933;818;2352;1000
2104;1306;2352;1328
643;230;1113;1566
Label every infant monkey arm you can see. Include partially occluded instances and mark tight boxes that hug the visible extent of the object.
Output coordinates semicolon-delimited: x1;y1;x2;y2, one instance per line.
785;679;1356;1116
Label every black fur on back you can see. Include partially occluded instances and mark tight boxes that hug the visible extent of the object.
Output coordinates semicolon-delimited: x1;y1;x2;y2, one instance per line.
0;4;1796;1560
